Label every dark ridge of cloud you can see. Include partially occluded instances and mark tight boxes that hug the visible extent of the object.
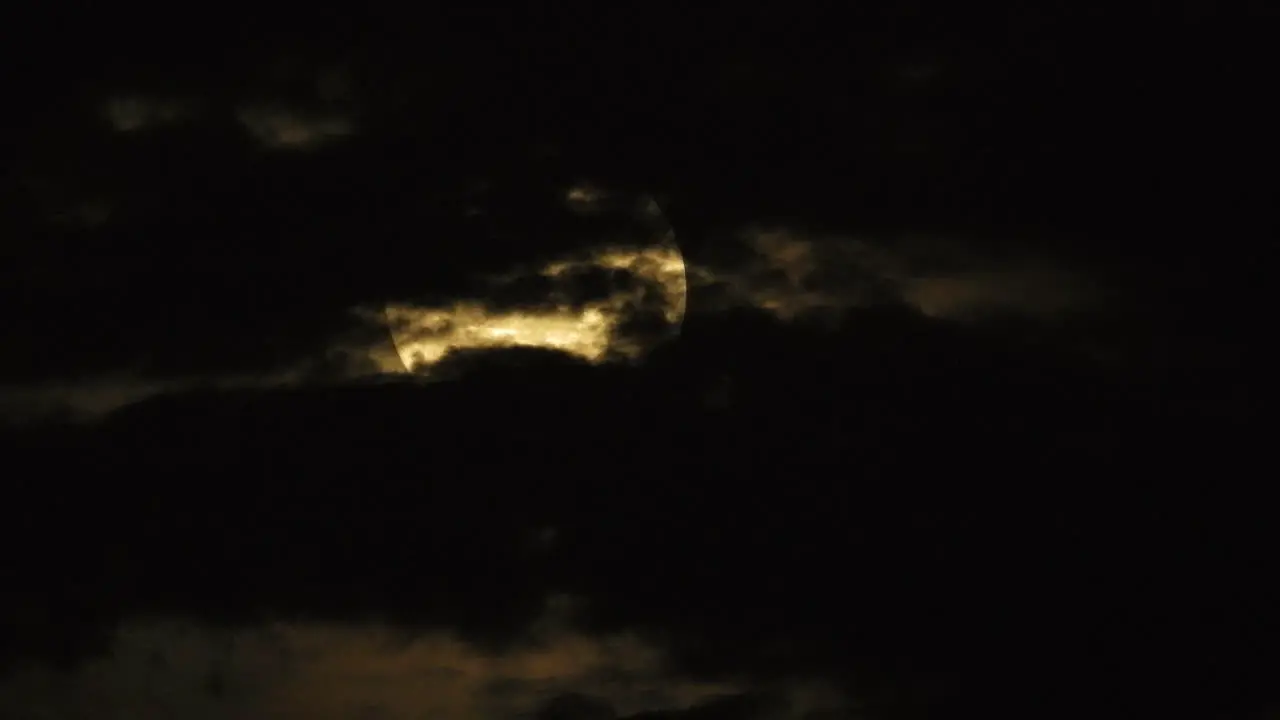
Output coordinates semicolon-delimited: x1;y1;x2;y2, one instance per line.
537;692;618;720
551;265;644;308
616;693;782;720
427;345;601;382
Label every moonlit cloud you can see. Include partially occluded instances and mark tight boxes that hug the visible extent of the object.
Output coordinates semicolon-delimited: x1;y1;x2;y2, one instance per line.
386;301;618;369
1;195;686;421
377;184;687;374
102;96;191;132
0;376;175;425
899;263;1088;319
0;597;762;720
1;213;1090;424
0;368;315;426
236;105;355;149
564;182;609;213
698;226;1096;323
384;240;687;373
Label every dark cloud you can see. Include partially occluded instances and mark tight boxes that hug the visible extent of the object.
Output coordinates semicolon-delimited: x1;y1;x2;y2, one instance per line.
427;345;599;382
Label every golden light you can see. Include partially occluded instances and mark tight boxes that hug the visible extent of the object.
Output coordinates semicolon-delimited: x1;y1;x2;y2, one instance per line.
385;189;686;374
385;301;618;369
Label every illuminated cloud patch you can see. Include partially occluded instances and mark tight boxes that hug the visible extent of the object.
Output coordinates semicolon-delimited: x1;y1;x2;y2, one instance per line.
699;226;1096;323
2;212;1091;423
0;376;176;425
564;182;609;214
386;301;617;369
0;597;770;720
1;190;684;419
898;262;1088;319
382;186;687;375
385;241;686;373
0;368;316;426
101;96;191;132
0;240;685;422
236;105;355;149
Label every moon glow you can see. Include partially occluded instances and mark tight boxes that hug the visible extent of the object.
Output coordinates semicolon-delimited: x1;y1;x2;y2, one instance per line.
385;184;687;374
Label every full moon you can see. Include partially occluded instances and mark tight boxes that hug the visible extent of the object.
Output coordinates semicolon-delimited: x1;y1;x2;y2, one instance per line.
385;181;687;374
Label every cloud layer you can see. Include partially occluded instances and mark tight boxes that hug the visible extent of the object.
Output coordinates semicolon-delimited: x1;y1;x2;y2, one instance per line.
3;597;813;720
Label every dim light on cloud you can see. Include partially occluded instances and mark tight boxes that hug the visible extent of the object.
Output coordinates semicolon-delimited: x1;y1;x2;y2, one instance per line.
0;596;751;720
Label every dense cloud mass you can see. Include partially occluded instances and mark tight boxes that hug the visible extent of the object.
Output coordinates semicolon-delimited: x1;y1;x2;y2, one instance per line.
2;6;1270;720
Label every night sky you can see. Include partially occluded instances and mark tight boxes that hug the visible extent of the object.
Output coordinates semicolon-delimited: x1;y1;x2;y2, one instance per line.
2;7;1273;720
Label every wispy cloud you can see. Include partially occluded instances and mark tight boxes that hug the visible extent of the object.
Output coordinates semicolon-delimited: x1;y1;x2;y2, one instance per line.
101;96;193;132
236;105;355;150
0;596;780;720
0;368;315;426
697;226;1097;323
